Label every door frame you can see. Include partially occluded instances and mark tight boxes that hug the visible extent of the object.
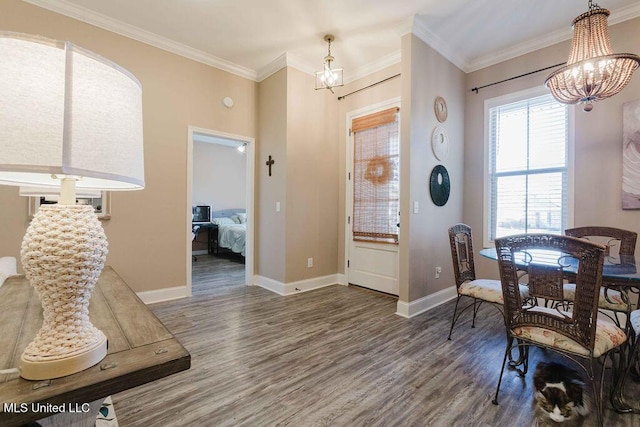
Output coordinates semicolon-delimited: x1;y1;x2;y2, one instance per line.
344;97;401;287
186;126;255;296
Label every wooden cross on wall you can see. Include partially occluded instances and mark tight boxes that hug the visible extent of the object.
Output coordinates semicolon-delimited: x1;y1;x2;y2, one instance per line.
266;155;275;177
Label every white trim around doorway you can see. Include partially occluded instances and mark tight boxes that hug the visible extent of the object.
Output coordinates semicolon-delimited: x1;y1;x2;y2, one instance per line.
187;126;255;296
344;97;401;292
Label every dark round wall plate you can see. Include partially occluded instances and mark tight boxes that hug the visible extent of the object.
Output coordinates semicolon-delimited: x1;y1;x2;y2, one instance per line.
429;165;450;206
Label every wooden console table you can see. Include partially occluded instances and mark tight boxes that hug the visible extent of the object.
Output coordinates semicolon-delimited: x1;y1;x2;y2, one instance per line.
0;266;191;427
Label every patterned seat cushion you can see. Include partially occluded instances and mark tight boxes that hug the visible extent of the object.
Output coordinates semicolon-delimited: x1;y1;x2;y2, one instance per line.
512;306;627;357
563;283;629;311
459;279;528;304
631;310;640;336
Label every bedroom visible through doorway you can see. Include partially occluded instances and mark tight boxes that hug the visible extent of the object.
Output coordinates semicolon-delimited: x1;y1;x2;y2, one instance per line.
187;127;254;296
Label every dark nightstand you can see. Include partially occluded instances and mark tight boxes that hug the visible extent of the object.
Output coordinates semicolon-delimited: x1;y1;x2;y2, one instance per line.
208;223;219;254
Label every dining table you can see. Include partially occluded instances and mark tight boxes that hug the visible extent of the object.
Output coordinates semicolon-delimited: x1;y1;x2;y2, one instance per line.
479;246;640;413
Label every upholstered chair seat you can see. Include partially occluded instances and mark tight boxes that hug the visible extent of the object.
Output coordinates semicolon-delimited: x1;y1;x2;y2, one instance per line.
562;283;629;312
459;279;528;305
447;223;509;340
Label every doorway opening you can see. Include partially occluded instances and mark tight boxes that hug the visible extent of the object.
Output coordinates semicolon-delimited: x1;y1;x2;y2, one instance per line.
186;126;254;297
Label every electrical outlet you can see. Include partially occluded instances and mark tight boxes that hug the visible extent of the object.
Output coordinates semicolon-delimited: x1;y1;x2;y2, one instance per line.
307;258;313;268
276;201;281;212
435;266;442;278
413;201;419;214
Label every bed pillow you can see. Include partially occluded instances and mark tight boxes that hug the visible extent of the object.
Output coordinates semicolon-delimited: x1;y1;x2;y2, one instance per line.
236;213;247;224
229;214;241;224
211;217;236;225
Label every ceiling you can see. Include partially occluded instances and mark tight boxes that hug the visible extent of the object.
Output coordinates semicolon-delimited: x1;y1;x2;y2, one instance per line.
23;0;640;81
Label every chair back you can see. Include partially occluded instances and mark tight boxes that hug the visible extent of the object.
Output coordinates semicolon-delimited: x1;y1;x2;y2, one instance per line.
565;226;637;257
192;225;201;241
448;224;476;288
494;234;605;353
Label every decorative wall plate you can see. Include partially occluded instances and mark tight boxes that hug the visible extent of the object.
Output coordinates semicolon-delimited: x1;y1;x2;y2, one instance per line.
429;165;450;207
434;96;448;123
431;126;449;161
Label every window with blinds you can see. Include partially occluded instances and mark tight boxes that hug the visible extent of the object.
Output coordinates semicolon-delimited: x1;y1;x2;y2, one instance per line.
352;107;400;244
487;93;569;242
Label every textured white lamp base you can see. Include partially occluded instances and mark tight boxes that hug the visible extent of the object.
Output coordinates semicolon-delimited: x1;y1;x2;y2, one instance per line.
20;204;109;380
20;337;107;380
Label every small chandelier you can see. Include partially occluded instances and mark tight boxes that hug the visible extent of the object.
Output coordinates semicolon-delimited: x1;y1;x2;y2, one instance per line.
545;0;640;112
315;34;344;93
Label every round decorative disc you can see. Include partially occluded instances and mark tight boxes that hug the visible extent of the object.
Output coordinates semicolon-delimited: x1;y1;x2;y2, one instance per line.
429;165;450;207
431;126;449;161
434;96;448;123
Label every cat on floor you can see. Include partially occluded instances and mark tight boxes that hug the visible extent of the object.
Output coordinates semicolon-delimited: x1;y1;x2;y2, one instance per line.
532;362;590;426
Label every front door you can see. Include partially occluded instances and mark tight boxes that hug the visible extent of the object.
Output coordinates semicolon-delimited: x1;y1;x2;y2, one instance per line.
347;104;400;295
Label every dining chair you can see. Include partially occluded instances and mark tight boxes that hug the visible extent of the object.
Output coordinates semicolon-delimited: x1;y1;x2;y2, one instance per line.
191;225;201;262
565;226;637;257
612;309;640;412
564;226;638;327
447;223;527;340
492;234;628;426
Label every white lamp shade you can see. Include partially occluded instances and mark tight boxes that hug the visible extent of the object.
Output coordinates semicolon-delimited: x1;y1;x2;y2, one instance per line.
0;32;144;190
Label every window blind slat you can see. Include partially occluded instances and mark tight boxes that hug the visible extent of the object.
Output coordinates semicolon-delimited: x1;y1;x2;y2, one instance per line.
489;94;568;241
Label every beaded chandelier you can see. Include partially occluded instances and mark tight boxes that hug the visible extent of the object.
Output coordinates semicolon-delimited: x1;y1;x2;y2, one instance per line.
545;0;640;112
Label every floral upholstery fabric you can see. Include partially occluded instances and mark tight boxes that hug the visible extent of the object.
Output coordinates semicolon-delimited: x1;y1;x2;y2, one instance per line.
459;279;528;304
631;310;640;336
562;283;628;311
512;306;627;357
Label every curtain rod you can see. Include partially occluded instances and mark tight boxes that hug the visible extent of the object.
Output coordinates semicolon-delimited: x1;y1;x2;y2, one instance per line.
470;63;565;94
337;73;401;101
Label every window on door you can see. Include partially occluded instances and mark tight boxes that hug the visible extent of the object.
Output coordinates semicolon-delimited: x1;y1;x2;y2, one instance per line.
352;107;400;244
485;90;573;245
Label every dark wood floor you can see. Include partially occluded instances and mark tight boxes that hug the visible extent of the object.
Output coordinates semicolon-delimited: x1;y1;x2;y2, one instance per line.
112;257;640;426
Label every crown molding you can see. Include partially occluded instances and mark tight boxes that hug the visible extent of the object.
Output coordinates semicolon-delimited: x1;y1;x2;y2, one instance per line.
345;50;401;84
465;2;640;73
22;0;258;81
610;1;640;25
284;52;317;77
465;26;571;73
256;52;317;82
256;50;401;86
256;53;288;82
410;16;467;72
23;0;640;81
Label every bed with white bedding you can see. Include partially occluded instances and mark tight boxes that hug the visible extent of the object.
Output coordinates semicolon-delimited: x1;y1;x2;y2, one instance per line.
210;209;246;257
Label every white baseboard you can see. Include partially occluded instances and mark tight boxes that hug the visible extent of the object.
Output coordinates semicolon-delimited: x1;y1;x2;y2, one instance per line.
193;250;208;256
395;286;457;318
137;285;189;304
255;274;345;296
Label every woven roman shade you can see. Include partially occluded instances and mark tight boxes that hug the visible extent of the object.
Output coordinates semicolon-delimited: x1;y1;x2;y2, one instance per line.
352;107;400;244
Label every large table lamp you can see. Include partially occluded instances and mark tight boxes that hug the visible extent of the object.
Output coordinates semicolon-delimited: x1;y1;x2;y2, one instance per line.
0;32;144;380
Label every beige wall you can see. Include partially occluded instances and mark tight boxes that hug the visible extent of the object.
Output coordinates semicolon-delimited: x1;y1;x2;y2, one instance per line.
257;69;287;282
256;67;339;284
465;17;640;280
400;34;466;302
0;0;257;292
193;142;247;210
285;68;338;282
